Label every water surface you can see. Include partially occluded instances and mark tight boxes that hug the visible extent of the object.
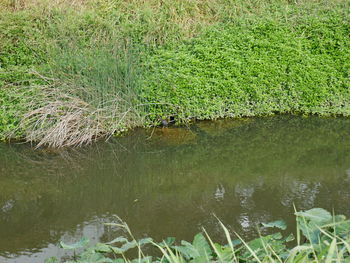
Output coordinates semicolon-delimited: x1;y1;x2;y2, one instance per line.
1;116;350;262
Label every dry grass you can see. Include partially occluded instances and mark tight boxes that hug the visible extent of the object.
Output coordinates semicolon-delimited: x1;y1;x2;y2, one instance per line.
103;0;220;41
1;0;337;45
0;0;90;11
0;0;229;45
24;97;105;148
16;85;141;148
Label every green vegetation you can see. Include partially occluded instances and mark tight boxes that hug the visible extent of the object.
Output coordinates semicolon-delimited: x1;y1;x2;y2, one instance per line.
0;0;349;147
142;14;350;120
45;208;350;262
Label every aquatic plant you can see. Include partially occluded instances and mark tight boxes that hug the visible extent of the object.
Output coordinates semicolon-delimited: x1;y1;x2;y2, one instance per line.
45;208;350;263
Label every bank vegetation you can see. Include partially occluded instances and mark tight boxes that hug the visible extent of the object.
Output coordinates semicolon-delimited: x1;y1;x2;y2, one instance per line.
0;0;349;147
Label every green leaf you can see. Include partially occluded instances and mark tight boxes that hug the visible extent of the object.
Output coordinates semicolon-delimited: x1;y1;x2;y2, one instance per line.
325;238;337;263
109;240;138;254
138;237;153;246
174;242;195;259
295;208;333;244
212;243;234;262
60;237;89;250
120;240;138;252
261;220;287;230
80;252;113;263
161;237;175;247
174;233;212;260
93;243;113;253
44;257;59;263
106;236;129;245
295;208;332;224
130;256;153;263
192;233;212;259
284;233;295;242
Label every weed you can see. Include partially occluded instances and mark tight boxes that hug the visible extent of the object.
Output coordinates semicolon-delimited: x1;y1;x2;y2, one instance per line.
46;208;350;263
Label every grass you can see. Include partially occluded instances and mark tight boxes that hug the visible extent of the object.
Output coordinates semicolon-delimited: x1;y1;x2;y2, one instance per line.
0;0;349;147
45;208;350;263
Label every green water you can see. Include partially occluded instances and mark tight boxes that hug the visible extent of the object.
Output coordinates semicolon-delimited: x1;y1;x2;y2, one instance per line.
1;116;350;262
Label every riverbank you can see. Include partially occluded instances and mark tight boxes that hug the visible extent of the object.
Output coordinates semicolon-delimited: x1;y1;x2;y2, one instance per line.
1;0;349;147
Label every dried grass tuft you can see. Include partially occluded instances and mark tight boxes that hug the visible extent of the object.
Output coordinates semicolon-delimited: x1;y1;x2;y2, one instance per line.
18;86;140;148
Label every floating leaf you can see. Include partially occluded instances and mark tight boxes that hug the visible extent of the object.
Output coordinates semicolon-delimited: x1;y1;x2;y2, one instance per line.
138;237;153;246
80;251;113;263
120;240;138;252
60;237;89;250
261;220;287;230
106;236;128;245
109;240;138;254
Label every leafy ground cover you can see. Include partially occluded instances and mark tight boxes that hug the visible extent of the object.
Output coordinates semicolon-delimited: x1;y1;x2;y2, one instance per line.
45;208;350;263
141;11;350;121
0;0;349;147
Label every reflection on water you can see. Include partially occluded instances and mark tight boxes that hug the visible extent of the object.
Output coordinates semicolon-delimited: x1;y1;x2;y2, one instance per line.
0;116;350;262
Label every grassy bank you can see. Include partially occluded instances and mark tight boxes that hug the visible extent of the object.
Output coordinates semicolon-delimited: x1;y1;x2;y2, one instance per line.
45;208;350;262
0;0;349;147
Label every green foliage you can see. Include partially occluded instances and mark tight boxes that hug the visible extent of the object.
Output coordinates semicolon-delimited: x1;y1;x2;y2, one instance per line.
0;10;48;139
172;233;213;261
261;220;287;230
141;8;350;123
47;208;350;263
60;237;90;250
0;84;44;139
0;11;46;68
0;0;349;146
0;87;22;139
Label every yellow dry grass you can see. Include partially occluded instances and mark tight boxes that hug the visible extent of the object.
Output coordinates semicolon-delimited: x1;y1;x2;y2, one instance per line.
0;0;90;11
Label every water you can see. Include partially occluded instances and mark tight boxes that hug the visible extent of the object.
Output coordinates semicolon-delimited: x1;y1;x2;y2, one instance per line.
1;116;350;262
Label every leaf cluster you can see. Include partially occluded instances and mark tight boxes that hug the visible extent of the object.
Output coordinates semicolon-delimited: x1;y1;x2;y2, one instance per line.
45;208;350;263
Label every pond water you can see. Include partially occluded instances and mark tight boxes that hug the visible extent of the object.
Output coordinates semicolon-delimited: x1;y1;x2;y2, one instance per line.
1;116;350;262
